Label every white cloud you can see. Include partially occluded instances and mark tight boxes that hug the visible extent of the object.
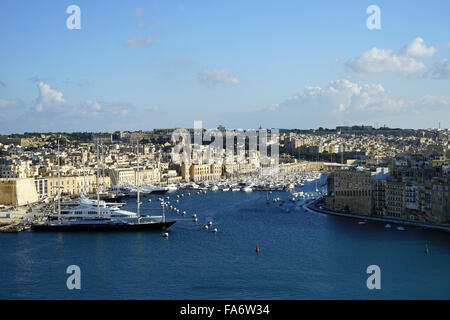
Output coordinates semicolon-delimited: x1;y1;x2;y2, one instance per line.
347;48;427;76
1;82;136;133
400;37;436;57
86;100;102;111
33;82;130;121
259;78;450;129
199;68;241;87
347;37;435;77
124;36;153;48
279;79;405;114
432;59;450;80
35;82;69;112
267;103;279;111
417;95;450;107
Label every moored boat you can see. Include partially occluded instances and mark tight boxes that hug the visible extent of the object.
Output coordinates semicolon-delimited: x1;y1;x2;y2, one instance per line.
31;218;175;232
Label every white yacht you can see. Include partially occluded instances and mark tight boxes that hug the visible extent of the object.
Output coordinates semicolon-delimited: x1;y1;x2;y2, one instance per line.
142;185;169;194
49;196;140;221
166;184;178;192
33;141;175;232
61;196;125;209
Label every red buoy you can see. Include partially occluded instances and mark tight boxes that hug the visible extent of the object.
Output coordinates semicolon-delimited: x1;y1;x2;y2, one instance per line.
256;242;260;254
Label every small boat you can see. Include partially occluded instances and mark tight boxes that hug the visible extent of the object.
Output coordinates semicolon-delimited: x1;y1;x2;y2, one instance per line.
358;221;366;225
140;185;169;194
385;224;391;228
396;226;405;231
166;184;178;192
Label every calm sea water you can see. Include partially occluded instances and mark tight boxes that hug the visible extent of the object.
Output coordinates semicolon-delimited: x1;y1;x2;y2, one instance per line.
1;179;449;300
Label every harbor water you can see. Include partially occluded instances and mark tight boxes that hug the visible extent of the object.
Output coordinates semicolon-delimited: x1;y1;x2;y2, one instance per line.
1;179;449;299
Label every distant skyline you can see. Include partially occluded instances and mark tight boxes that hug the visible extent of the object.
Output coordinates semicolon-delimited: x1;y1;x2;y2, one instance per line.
1;0;449;134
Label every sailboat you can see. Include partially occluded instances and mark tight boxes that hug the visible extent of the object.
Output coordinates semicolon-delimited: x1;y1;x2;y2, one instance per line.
32;140;175;232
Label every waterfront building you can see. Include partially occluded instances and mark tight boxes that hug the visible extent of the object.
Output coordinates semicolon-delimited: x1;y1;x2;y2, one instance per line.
326;160;449;224
0;178;39;206
34;178;49;199
431;177;450;223
385;179;405;218
182;164;222;182
326;168;373;215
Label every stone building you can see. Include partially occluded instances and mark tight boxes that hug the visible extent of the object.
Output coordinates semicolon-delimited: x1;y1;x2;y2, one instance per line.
326;168;373;215
431;177;450;223
181;164;222;182
385;179;405;218
0;178;39;206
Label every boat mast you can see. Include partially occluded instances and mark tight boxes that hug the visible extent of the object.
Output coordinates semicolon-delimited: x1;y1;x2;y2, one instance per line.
162;200;165;223
101;141;105;189
136;140;140;219
82;148;87;196
57;140;61;224
152;160;155;185
96;139;100;218
115;149;119;194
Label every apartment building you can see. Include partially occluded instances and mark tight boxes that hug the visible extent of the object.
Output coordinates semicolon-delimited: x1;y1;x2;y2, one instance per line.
385;179;404;218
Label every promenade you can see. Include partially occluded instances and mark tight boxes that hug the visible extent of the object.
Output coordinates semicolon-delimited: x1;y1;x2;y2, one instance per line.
304;197;450;234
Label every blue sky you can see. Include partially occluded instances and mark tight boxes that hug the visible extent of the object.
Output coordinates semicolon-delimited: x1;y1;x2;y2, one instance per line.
0;0;449;133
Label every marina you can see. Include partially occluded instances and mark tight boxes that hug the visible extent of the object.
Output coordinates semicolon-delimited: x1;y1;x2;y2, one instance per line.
1;176;449;299
0;0;449;304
